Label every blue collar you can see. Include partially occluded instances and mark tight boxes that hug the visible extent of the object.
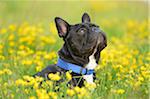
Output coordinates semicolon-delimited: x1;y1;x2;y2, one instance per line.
56;58;94;75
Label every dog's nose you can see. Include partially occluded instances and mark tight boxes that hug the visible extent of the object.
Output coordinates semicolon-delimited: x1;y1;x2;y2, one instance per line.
92;27;101;33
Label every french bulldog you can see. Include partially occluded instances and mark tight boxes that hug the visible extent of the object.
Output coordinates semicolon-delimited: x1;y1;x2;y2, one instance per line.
34;13;107;87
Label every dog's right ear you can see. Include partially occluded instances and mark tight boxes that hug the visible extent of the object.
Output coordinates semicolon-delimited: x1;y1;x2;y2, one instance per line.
82;13;91;23
55;17;70;37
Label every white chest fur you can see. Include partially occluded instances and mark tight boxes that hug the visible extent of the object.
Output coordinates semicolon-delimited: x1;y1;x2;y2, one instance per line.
83;54;98;83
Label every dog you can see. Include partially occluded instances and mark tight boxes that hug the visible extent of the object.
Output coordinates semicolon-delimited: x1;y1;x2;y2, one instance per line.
34;13;107;87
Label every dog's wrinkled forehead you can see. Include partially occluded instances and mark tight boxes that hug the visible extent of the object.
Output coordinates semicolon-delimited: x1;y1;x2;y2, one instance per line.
67;22;101;44
70;22;101;35
73;23;99;31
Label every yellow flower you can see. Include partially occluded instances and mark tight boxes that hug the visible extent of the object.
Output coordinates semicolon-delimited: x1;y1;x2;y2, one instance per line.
66;72;72;81
8;34;15;41
33;82;39;89
116;89;125;94
4;82;8;87
23;75;34;81
0;44;3;50
15;79;27;86
29;96;36;99
85;83;96;90
36;66;43;72
48;92;57;99
10;94;14;99
22;60;33;65
41;36;56;44
134;81;142;88
140;66;146;71
48;73;61;81
35;76;44;82
77;87;88;98
24;89;29;94
0;28;7;34
46;80;53;87
127;20;136;29
9;49;15;54
9;41;15;47
3;69;12;75
74;86;81;93
43;51;57;60
9;24;16;31
138;76;144;82
0;55;5;60
0;71;4;75
36;89;49;99
67;89;75;97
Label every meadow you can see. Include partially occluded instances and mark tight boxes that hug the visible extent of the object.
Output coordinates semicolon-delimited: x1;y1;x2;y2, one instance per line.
0;1;149;99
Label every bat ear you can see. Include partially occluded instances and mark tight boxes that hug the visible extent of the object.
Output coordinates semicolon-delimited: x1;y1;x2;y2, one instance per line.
55;17;70;37
82;13;91;23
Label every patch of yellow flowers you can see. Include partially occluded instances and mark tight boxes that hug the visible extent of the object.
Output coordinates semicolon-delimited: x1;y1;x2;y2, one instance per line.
0;68;12;75
0;19;149;99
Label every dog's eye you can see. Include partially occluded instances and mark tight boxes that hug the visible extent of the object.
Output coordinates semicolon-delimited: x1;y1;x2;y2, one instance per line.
78;28;87;34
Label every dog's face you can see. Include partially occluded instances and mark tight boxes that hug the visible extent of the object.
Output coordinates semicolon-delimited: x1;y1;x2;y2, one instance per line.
55;13;107;65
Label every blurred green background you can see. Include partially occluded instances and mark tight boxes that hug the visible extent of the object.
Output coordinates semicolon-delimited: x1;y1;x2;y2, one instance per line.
0;0;148;30
0;0;148;37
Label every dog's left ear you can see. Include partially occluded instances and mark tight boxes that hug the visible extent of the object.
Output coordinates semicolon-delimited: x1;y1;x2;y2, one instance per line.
94;32;107;63
55;17;70;37
82;13;91;23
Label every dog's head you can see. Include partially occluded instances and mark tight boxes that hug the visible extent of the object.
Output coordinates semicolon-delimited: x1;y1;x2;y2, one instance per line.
55;13;107;66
